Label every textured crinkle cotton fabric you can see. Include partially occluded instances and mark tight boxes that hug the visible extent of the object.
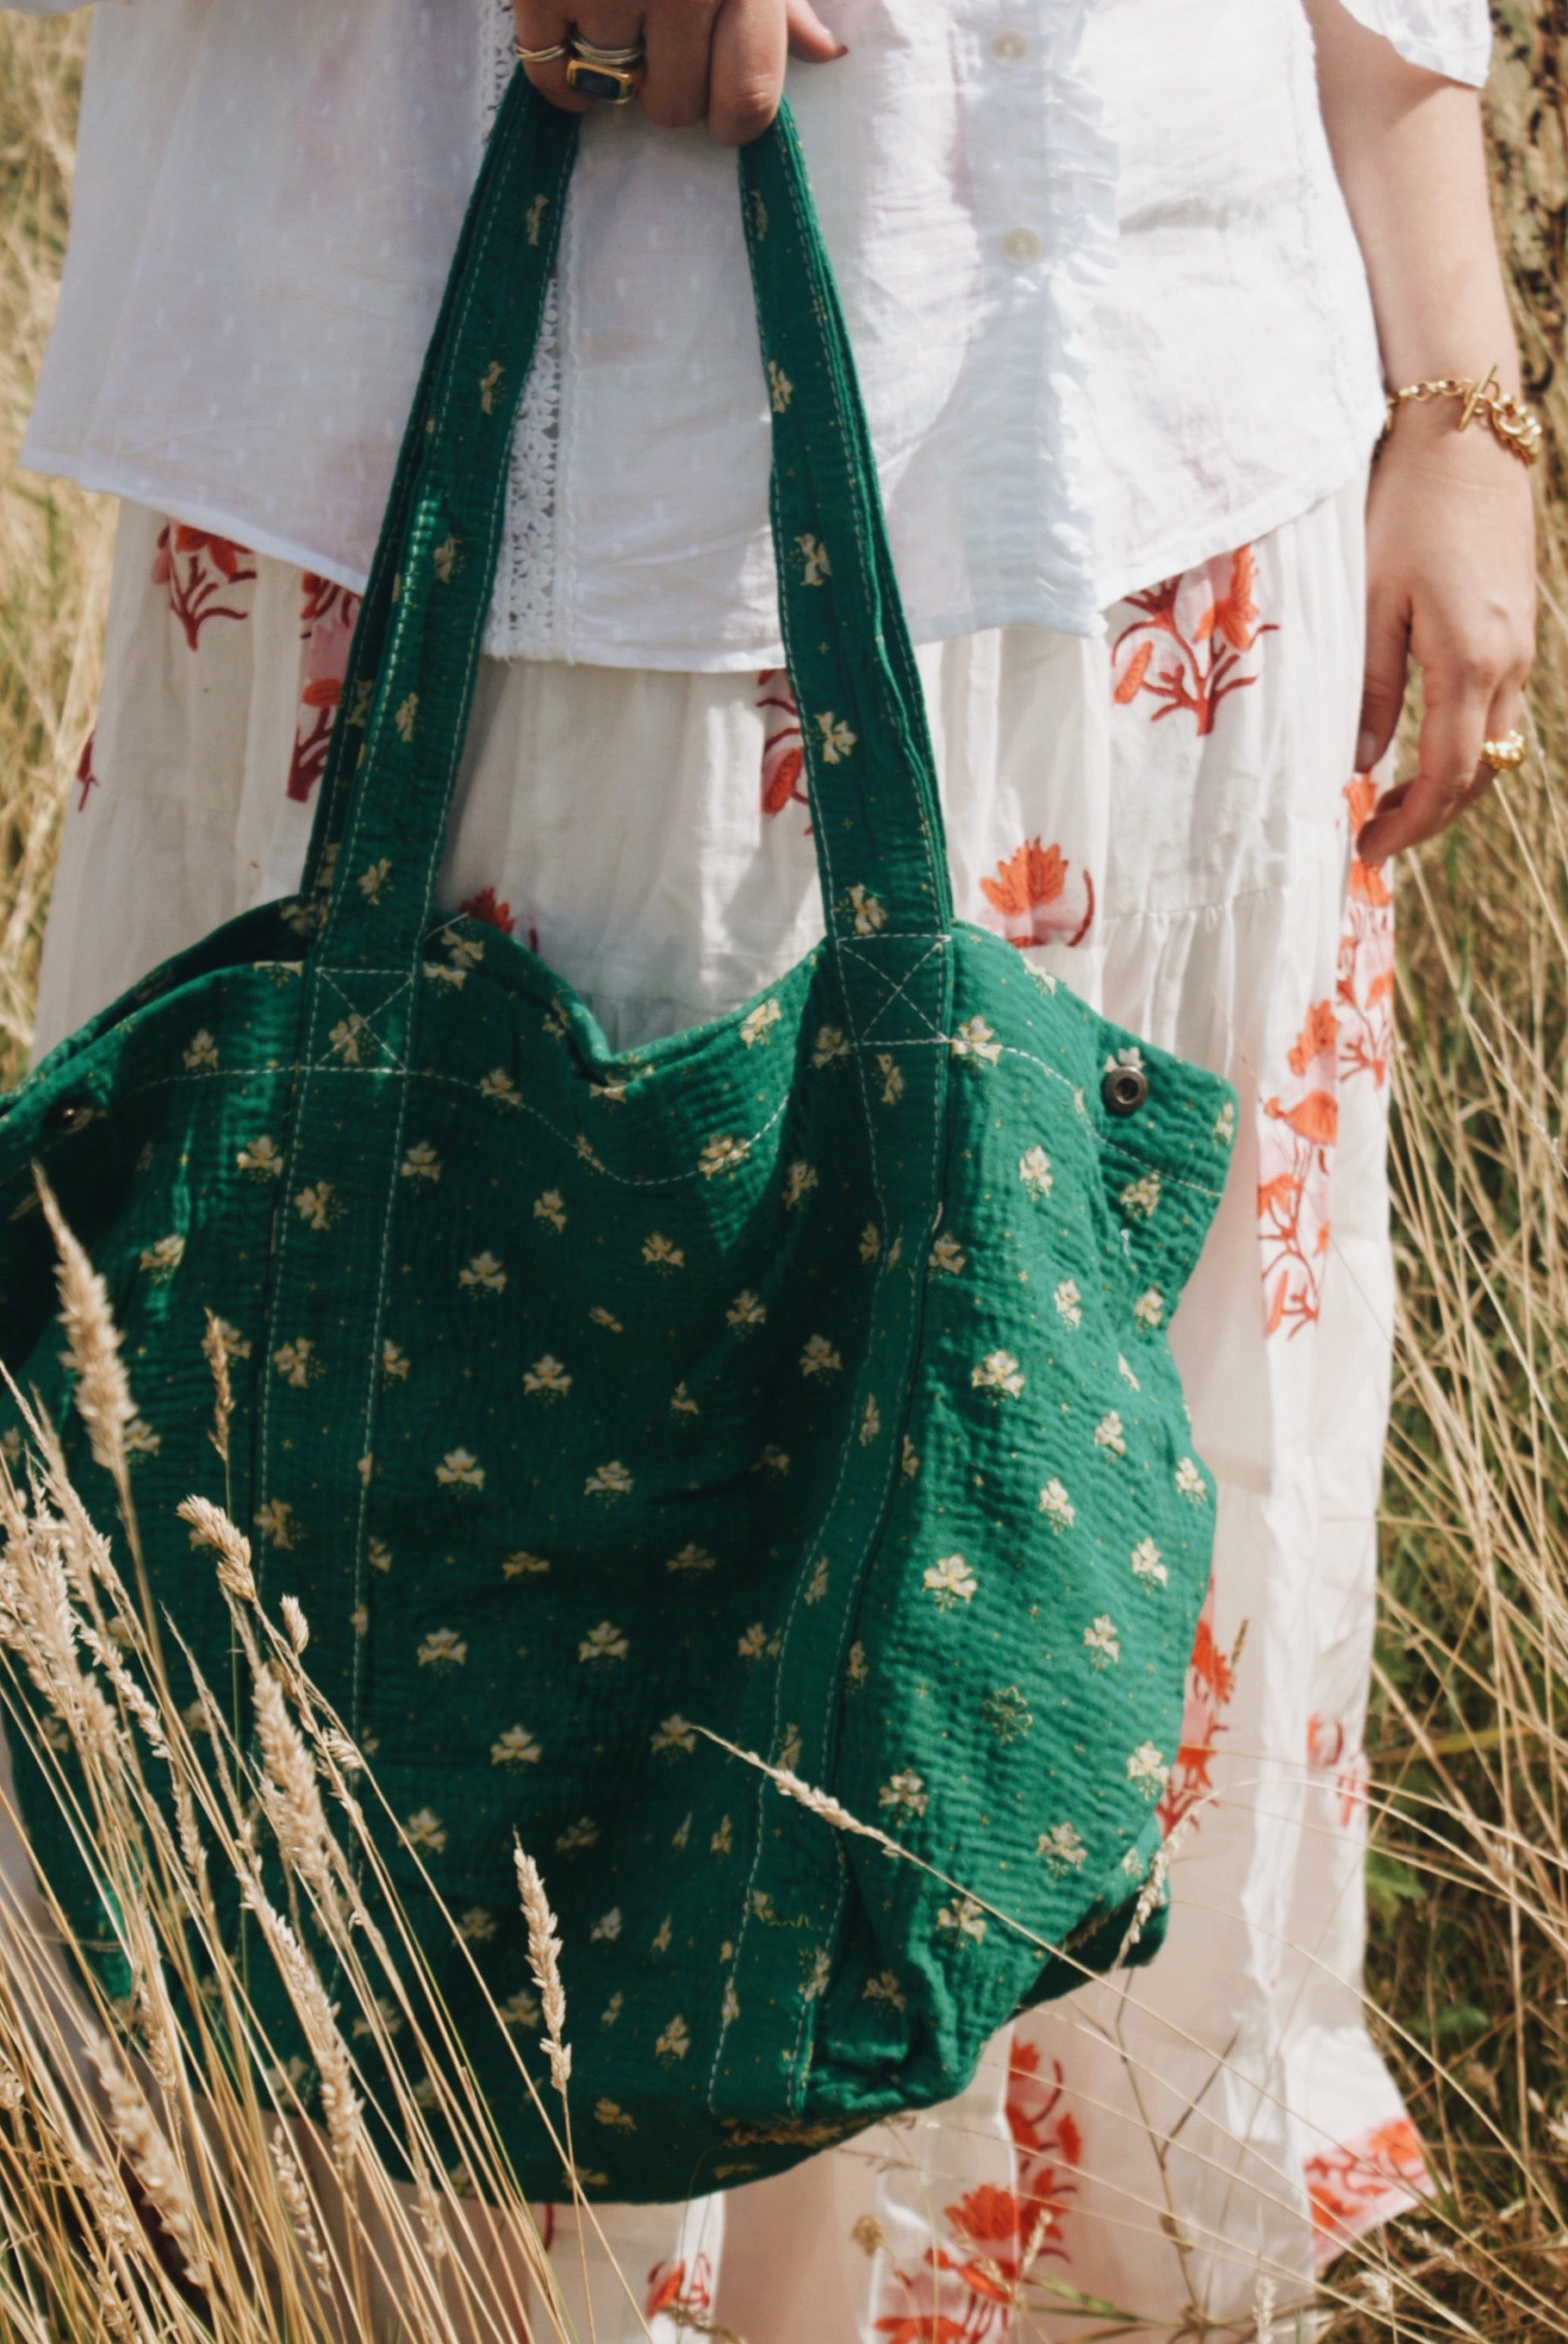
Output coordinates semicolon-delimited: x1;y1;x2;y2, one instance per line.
31;466;1418;2323
18;0;1488;653
7;92;1242;2201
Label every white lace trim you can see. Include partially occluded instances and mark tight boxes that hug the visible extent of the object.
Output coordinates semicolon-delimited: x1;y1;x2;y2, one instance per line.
480;0;562;660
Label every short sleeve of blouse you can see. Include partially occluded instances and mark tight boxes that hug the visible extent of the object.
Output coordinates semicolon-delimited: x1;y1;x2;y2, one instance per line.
1335;0;1492;84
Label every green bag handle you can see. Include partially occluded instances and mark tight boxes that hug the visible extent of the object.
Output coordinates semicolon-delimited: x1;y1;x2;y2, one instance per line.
300;73;954;977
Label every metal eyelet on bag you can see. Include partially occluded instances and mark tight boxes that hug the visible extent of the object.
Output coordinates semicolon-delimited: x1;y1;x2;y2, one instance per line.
43;1098;91;1131
1101;1065;1149;1117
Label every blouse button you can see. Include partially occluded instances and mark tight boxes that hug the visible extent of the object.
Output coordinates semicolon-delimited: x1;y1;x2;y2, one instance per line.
991;28;1027;62
1002;227;1042;268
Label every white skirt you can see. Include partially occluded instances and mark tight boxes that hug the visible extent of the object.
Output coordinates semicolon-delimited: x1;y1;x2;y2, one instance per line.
33;477;1422;2333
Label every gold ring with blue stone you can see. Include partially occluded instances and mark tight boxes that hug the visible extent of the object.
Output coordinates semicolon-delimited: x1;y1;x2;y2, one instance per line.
566;31;645;102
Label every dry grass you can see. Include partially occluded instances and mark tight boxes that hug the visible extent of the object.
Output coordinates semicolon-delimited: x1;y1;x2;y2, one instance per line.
1316;8;1568;2332
0;8;110;1086
3;4;1568;2339
0;1214;608;2344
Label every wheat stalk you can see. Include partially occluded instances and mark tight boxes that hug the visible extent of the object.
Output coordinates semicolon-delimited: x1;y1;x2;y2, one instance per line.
513;1842;571;2098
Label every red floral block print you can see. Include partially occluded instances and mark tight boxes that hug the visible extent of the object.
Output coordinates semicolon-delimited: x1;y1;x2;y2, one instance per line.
151;524;258;650
1111;545;1277;735
875;2316;968;2344
644;2254;713;2335
876;2187;1046;2344
459;886;517;935
757;668;808;820
287;575;362;804
1259;771;1397;1338
979;840;1094;951
1005;2040;1081;2253
1158;1583;1246;1836
1260;996;1339;1337
870;2048;1081;2344
1306;1712;1371;1830
1303;2116;1431;2272
73;731;98;814
1337;776;1395;1088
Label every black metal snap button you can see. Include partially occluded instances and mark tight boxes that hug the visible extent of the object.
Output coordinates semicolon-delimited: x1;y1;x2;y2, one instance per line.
43;1097;91;1131
1101;1064;1149;1117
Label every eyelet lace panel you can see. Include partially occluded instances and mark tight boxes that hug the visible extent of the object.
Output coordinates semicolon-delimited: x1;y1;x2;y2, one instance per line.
481;0;562;660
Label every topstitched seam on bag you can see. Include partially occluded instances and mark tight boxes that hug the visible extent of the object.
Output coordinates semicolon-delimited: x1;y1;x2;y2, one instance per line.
324;498;432;964
755;150;955;2088
336;128;581;1730
778;963;953;2095
258;964;338;1620
320;115;535;980
311;972;412;1071
837;940;948;1044
749;115;957;2070
287;120;566;1713
715;965;898;2099
410;1070;794;1188
258;158;468;1611
717;143;918;2099
298;72;496;895
757;171;930;967
720;265;930;2088
389;132;541;977
20;1047;1223;1206
319;969;413;1019
347;1024;420;1737
771;140;947;943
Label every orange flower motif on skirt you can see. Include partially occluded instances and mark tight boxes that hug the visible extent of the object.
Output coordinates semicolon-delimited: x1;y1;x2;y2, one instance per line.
644;2254;713;2330
152;524;259;650
1302;2116;1431;2271
460;886;517;935
1338;775;1396;1083
287;572;361;803
1005;2042;1081;2254
1111;543;1277;735
1260;994;1339;1337
757;669;808;820
979;839;1094;950
1157;1580;1245;1836
868;2048;1083;2344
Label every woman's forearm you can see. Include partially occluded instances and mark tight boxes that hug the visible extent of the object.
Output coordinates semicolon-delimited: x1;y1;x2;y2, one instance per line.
1302;0;1535;862
1303;0;1519;394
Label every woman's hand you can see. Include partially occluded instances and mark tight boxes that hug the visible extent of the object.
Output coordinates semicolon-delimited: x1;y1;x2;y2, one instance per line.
511;0;844;146
1354;400;1535;864
1304;0;1537;866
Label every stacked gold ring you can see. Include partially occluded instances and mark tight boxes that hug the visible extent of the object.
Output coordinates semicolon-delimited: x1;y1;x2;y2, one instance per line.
566;31;646;103
1479;729;1527;774
513;29;646;100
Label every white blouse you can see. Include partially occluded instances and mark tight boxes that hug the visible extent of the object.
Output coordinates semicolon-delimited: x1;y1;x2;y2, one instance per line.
19;0;1488;665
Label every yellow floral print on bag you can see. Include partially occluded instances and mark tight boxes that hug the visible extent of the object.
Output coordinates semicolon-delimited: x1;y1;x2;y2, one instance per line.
0;81;1234;2202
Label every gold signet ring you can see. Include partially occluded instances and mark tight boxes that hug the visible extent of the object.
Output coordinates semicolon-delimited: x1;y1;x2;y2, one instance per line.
565;29;646;101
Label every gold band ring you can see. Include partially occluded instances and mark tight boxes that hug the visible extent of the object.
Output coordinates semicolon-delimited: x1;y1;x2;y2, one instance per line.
514;37;569;62
569;32;646;62
1480;729;1527;774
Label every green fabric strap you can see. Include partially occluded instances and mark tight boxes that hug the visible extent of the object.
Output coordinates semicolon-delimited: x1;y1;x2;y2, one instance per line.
302;77;953;980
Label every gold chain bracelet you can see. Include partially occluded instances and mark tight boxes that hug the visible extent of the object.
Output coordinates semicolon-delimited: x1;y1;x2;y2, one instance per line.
1383;363;1542;467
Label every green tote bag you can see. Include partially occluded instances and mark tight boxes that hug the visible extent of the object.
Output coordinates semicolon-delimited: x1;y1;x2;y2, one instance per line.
0;78;1236;2201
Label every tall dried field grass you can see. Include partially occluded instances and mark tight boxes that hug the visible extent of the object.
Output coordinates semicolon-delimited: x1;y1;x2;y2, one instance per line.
0;9;110;1082
2;5;1567;2338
